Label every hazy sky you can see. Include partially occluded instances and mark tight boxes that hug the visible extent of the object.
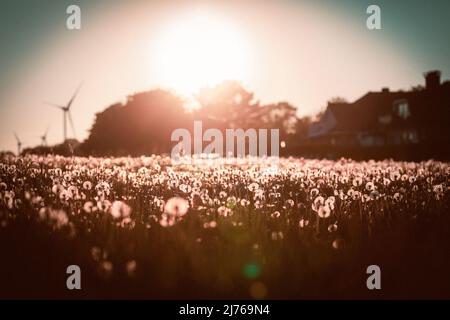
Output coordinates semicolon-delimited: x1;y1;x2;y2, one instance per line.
1;0;449;152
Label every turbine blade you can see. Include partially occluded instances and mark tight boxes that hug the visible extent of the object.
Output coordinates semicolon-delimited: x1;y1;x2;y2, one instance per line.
13;132;19;143
43;101;65;109
67;82;83;110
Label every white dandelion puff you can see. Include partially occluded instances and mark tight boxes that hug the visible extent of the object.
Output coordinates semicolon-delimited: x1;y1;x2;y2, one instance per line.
164;197;189;217
110;201;132;219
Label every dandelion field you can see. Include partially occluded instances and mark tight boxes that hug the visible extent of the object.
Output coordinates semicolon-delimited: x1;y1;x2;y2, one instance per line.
0;155;449;299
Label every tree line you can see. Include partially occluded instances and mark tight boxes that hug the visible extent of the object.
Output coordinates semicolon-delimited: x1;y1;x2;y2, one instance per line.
23;81;312;156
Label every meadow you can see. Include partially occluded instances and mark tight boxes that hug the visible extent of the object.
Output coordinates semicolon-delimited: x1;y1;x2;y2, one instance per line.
0;154;449;299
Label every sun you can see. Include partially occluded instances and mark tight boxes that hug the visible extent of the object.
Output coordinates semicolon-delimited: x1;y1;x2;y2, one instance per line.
153;10;251;97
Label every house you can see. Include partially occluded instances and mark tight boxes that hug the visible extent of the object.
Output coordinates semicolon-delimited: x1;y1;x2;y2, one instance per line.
308;71;450;149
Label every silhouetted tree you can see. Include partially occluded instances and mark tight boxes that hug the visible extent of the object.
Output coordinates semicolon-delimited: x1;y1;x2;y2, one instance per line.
294;116;312;139
257;102;298;134
328;96;348;104
78;82;306;156
195;81;258;128
82;89;186;156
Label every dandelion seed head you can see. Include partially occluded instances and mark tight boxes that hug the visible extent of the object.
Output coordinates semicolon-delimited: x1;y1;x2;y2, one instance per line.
248;183;259;192
299;219;309;228
83;181;92;190
310;188;319;198
312;196;325;212
126;260;137;277
271;211;281;218
332;238;344;250
240;199;250;206
164;197;189;217
99;260;113;278
328;223;338;232
110;201;131;219
318;205;331;218
353;177;363;187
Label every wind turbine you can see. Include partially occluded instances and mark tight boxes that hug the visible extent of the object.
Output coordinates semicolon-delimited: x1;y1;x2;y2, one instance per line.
44;83;82;142
13;132;22;155
39;125;50;146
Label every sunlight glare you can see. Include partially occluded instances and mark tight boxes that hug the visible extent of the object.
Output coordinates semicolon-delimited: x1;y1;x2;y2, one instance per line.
154;10;251;97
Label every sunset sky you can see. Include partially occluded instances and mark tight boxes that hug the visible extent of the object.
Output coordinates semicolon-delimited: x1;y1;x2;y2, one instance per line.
0;0;449;152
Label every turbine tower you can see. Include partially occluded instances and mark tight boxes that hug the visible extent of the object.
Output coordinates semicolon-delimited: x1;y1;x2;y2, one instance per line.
13;132;22;155
44;83;82;142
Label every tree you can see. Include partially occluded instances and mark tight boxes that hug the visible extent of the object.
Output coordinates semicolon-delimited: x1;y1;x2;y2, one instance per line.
328;96;348;104
195;81;301;146
195;81;258;128
82;89;187;156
